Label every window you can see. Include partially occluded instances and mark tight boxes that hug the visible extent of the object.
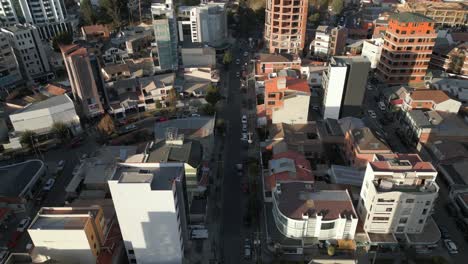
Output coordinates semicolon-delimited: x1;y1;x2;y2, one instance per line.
386;208;393;212
377;199;395;203
399;217;408;224
373;217;389;221
268;93;276;98
396;226;405;233
422;209;427;215
418;219;424;224
425;201;431;206
406;199;414;203
321;222;335;230
130;259;137;264
128;250;135;255
268;101;275;105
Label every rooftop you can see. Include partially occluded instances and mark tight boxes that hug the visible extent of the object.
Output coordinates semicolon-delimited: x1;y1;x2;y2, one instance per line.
351;127;390;152
371;153;436;172
113;165;184;190
274;182;357;221
81;24;109;35
258;53;299;63
268;122;323;154
147;138;202;168
409;90;451;104
29;206;102;230
0;160;44;198
265;151;314;191
154;117;215;140
328;165;365;186
265;76;310;95
390;12;433;23
12;94;72;115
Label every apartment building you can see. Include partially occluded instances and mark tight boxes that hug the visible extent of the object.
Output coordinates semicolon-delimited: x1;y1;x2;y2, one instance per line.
431;42;468;76
108;164;188;264
403;89;461;113
1;24;51;82
272;182;358;241
81;24;111;42
344;127;391;169
322;56;370;119
357;154;438;236
376;13;436;86
151;0;178;71
61;44;104;117
264;76;310;124
264;0;308;54
177;2;227;46
28;206;106;264
0;0;18;26
398;2;468;27
0;31;22;89
361;38;383;69
312;26;347;57
254;53;301;80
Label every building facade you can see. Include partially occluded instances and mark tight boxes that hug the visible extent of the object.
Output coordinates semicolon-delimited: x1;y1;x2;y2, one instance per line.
108;164;188;264
343;127;391;169
322;56;370;119
430;43;468;76
398;2;468;27
28;206;105;264
1;24;51;82
376;13;436;86
61;44;104;117
357;154;438;235
0;0;18;26
312;26;347;57
361;38;383;69
264;0;308;54
0;31;22;89
151;0;178;71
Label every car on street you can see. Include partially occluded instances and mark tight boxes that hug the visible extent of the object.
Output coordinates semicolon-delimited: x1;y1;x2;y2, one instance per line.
243;51;248;57
43;178;55;191
80;153;88;162
244;239;252;259
438;225;450;239
378;101;386;111
236;71;240;77
367;110;377;118
367;84;373;90
122;124;138;134
444;239;458;254
236;59;240;64
241;132;248;141
242;123;248;132
16;217;31;232
56;160;65;171
0;248;9;263
242;115;247;124
190;113;201;117
155;117;168;123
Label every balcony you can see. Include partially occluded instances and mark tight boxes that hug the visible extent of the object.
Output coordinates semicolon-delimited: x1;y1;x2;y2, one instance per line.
374;180;439;194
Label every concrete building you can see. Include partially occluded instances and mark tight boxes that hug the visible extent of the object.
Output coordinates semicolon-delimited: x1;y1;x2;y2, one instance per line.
1;24;51;82
272;182;358;241
0;0;18;26
357;154;439;236
264;76;310;124
9;94;81;135
61;44;104;117
430;77;468;103
300;65;327;89
0;160;46;212
28;206;106;264
403;89;461;113
398;2;468;27
264;0;308;54
254;53;302;80
312;26;347;57
151;0;178;71
376;13;436;86
81;24;111;42
343;127;391;169
322;56;370;119
177;2;227;46
0;31;22;90
108;164;188;264
430;42;468;76
361;38;383;69
180;42;216;67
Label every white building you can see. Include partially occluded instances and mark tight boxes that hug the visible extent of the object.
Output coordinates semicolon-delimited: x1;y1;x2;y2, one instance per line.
1;24;51;81
0;31;22;89
9;94;81;135
151;0;179;71
272;182;358;241
177;2;227;45
313;26;331;56
0;0;18;26
322;56;370;119
108;164;188;264
361;38;383;69
27;206;106;264
300;65;327;89
357;153;439;235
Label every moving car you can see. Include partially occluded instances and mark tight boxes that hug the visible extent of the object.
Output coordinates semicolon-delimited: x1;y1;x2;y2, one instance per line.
242;123;248;132
244;239;252;259
241;132;248;141
236;72;240;77
43;178;55;191
367;110;377;118
235;59;240;64
444;239;458;254
241;115;247;124
17;217;31;232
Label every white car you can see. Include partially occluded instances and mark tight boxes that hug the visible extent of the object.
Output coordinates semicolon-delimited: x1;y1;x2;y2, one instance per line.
243;51;248;57
444;239;458;254
236;72;240;77
378;101;386;111
235;59;240;65
43;178;55;191
367;110;377;118
241;133;248;141
244;239;251;259
367;84;373;90
241;115;247;124
190;113;201;117
56;160;65;171
17;217;31;232
242;123;248;132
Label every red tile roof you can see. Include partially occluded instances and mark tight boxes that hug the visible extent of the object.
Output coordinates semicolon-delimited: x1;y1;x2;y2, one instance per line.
44;84;67;96
265;77;310;95
410;90;451;104
371;153;436;172
265;151;314;191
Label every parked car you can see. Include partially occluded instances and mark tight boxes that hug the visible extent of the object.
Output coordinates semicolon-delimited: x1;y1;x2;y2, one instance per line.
0;247;9;263
236;59;240;64
438;225;450;239
43;178;55;191
155;117;168;123
367;84;373;90
444;239;458;254
190;113;201;117
56;160;65;172
244;239;252;259
16;217;31;232
367;110;377;118
236;72;240;77
80;153;88;162
242;115;247;124
242;123;248;132
378;101;386;111
243;51;249;57
241;132;248;141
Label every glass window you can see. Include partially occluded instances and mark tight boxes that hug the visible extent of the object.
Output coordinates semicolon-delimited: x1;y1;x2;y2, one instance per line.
399;217;408;224
321;222;335;230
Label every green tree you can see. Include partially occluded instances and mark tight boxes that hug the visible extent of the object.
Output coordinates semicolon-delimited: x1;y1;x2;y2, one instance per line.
223;50;233;65
97;114;115;136
80;0;96;25
100;0;125;28
318;0;329;9
205;84;221;105
155;100;163;109
52;32;73;52
308;13;320;24
201;104;216;115
52;122;70;141
331;0;343;14
327;245;336;256
19;130;37;148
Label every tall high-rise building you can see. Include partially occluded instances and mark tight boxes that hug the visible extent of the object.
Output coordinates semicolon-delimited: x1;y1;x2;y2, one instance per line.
0;0;18;26
312;26;347;57
376;13;436;86
264;0;308;54
61;44;104;117
322;56;370;119
0;31;22;89
151;0;178;71
357;154;439;235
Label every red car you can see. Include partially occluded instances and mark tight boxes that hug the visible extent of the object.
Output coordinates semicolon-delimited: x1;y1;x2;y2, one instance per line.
155;117;168;123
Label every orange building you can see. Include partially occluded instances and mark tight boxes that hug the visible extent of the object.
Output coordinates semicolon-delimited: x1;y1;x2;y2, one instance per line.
264;0;308;54
344;127;391;169
376;13;437;86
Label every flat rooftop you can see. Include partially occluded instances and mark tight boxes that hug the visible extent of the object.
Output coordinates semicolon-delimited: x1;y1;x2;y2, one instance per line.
0;160;44;197
30;216;89;230
154;117;215;140
12;95;72;115
113;165;184;190
371;153;436;173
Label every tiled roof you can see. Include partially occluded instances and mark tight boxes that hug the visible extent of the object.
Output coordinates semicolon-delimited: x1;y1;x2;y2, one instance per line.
44;84;67;96
265;151;314;191
410;90;451;104
390;12;433;23
81;24;109;36
351;127;390;152
371;153;436;172
265;77;310;94
259;53;298;63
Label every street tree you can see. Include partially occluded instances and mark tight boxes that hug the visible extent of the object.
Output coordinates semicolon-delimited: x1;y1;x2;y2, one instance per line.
201;104;216;115
205;84;221;106
223;50;233;65
97;114;115;136
52;122;69;141
80;0;96;25
100;0;125;28
52;32;73;52
331;0;344;14
19;130;37;148
308;13;320;24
